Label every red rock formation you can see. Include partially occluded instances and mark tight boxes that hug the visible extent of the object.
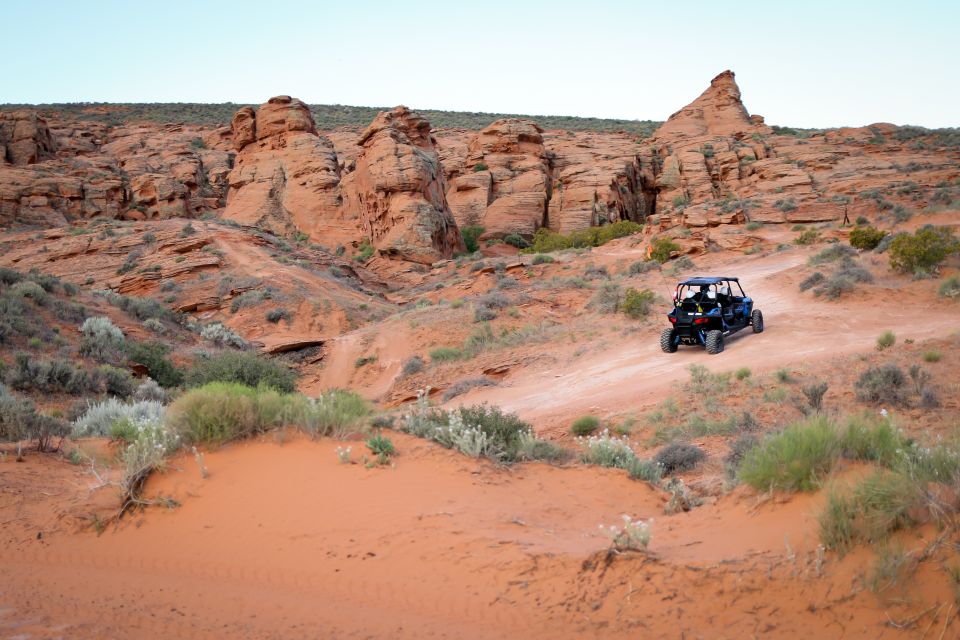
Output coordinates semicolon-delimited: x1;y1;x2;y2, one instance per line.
0;110;57;165
345;106;464;263
225;96;350;245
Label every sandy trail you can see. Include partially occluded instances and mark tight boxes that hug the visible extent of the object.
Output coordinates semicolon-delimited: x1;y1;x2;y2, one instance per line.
464;249;960;425
0;434;924;639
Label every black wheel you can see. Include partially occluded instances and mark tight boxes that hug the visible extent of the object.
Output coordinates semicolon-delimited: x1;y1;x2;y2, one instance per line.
660;328;678;353
705;330;724;354
751;309;764;333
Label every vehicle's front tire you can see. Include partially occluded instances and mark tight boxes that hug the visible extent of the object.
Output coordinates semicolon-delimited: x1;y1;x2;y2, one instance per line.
660;328;678;353
705;330;724;354
751;309;764;333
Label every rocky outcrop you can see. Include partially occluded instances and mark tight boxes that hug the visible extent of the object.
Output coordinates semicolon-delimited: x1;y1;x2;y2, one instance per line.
1;111;57;165
344;106;464;263
224;96;350;245
0;111;232;227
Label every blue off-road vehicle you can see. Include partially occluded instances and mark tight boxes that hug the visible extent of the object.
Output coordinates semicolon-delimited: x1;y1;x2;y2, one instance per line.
660;276;763;354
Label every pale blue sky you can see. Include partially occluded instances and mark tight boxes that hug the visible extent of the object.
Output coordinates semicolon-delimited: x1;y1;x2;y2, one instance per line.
1;0;956;128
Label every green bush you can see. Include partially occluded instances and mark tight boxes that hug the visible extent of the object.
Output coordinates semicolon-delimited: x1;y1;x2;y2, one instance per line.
460;226;485;253
922;350;942;363
838;415;908;467
795;229;819;245
875;330;896;351
620;288;655;319
503;233;530;249
650;238;681;263
888;226;959;275
571;415;600;436
738;416;840;491
266;308;291;324
125;341;182;387
819;470;921;550
849;226;886;251
99;365;135;398
529;221;642;254
735;367;752;380
167;383;369;444
429;347;465;362
531;254;554;265
185;351;297;392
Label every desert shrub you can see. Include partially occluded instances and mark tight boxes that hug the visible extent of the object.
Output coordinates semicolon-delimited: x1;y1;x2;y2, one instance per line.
810;244;857;265
125;341;182;387
650;238;681;263
795;229;819;245
602;515;652;551
854;364;910;406
579;429;635;469
429;347;465;362
6;353;94;395
892;204;913;223
79;316;125;361
799;272;826;291
515;433;569;463
849;226;886;251
99;365;135;398
474;307;497;322
629;260;660;275
401;356;425;376
365;433;395;463
888;226;959;275
774;197;798;212
200;322;248;349
133;378;167;403
626;457;664;484
230;290;264;313
819;470;921;550
475;291;511;311
875;330;896;351
686;364;730;395
0;268;24;285
654;443;706;475
922;350;941;363
266;308;291;324
939;276;960;300
838;415;908;467
9;280;48;305
589;282;621;314
745;221;763;231
738;416;840;491
101;292;175;322
72;397;165;438
473;163;488;172
531;254;554;265
735;367;752;380
442;376;495;402
835;256;874;283
571;415;600;436
0;387;69;452
583;264;609;280
801;381;829;413
503;233;530;249
354;355;377;368
724;435;761;473
143;318;166;335
620;288;655;319
460;226;485;253
812;275;854;300
52;300;87;323
185;351;296;392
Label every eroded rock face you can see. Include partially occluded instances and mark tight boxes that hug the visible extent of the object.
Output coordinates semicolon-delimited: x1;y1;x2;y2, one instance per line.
225;96;350;245
346;106;464;263
0;110;57;165
0;110;232;227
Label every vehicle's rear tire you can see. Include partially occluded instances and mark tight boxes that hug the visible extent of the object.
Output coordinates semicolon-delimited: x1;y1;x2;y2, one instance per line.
705;330;724;354
660;328;678;353
751;309;764;333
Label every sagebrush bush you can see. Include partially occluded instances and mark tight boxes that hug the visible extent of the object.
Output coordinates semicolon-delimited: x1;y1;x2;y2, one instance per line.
654;443;706;474
266;308;291;324
79;316;125;361
185;351;296;392
9;280;48;304
629;260;660;275
589;283;621;314
133;378;167;403
799;272;826;291
200;322;248;349
0;386;69;452
795;229;819;245
939;276;960;300
738;416;840;491
810;244;857;265
401;356;425;376
875;330;896;351
72;397;166;438
100;365;135;398
442;377;495;402
855;364;911;406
